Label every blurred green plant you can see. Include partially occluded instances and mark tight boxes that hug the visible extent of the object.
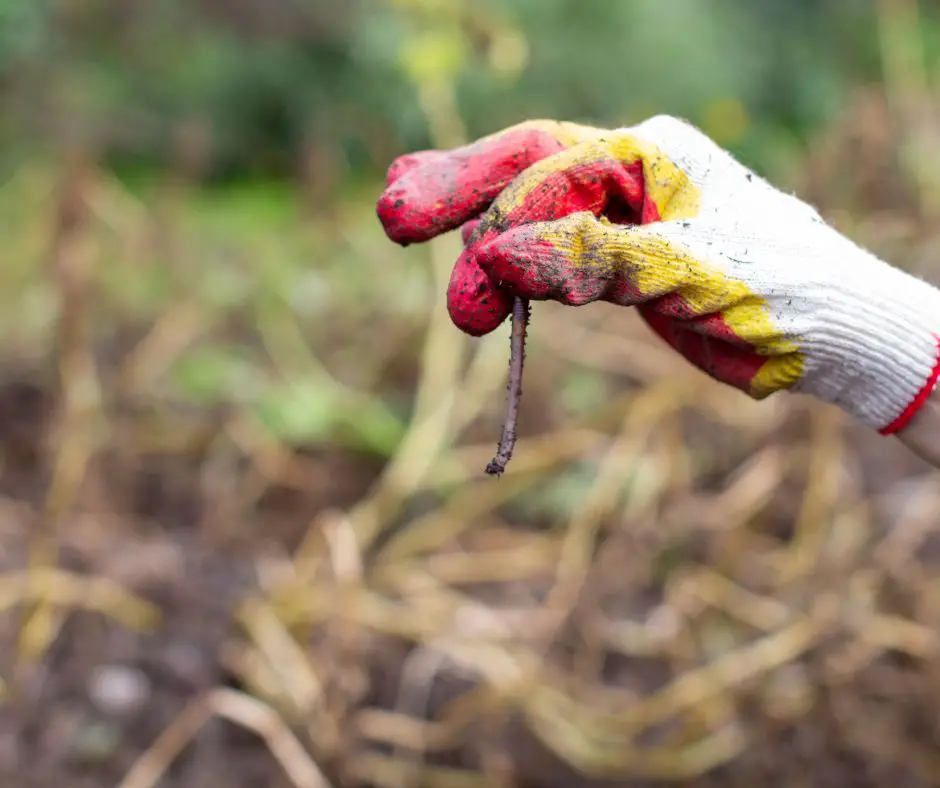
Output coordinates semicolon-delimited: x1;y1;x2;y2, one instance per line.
3;0;933;185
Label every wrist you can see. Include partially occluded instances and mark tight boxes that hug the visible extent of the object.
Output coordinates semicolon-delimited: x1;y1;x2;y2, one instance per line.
895;387;940;468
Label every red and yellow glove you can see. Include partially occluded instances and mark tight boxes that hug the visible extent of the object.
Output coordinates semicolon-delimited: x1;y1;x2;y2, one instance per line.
376;116;940;435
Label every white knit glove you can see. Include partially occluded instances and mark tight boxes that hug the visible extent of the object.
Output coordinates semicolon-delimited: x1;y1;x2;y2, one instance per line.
378;114;940;434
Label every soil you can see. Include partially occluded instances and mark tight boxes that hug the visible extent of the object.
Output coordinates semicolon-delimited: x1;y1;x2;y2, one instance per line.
0;373;386;788
1;364;939;788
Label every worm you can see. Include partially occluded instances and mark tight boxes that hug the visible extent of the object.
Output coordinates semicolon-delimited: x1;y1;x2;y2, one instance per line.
485;296;529;477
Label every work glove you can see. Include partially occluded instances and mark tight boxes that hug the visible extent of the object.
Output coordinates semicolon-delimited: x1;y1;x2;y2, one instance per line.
376;115;940;436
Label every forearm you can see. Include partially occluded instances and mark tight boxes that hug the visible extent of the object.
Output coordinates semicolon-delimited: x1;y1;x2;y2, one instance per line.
895;386;940;469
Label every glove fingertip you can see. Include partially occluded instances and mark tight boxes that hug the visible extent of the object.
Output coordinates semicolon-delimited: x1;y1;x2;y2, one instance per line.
375;186;437;245
447;251;513;336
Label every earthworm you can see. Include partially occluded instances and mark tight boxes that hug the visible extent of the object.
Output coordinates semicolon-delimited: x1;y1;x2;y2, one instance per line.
485;296;529;476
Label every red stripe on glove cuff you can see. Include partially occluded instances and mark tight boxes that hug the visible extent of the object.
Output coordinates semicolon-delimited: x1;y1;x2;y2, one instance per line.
879;335;940;435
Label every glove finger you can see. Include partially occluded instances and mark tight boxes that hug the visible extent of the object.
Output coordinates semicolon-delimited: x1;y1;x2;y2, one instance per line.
446;249;515;336
450;148;651;332
470;212;653;307
470;143;653;244
376;120;599;245
471;209;771;318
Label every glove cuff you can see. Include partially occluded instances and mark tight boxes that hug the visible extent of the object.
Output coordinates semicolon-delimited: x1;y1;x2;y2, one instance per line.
879;347;940;435
797;260;940;434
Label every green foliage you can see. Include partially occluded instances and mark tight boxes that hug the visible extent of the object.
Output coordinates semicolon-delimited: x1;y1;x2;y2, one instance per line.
253;376;406;454
0;0;921;181
0;1;47;67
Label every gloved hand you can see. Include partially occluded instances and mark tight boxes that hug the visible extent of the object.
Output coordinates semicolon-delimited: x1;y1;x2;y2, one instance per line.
376;115;940;436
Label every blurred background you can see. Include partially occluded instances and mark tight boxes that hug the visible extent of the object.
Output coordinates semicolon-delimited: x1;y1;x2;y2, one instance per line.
4;1;940;786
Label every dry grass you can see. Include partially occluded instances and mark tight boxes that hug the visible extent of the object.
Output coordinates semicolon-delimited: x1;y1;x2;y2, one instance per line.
4;66;940;788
